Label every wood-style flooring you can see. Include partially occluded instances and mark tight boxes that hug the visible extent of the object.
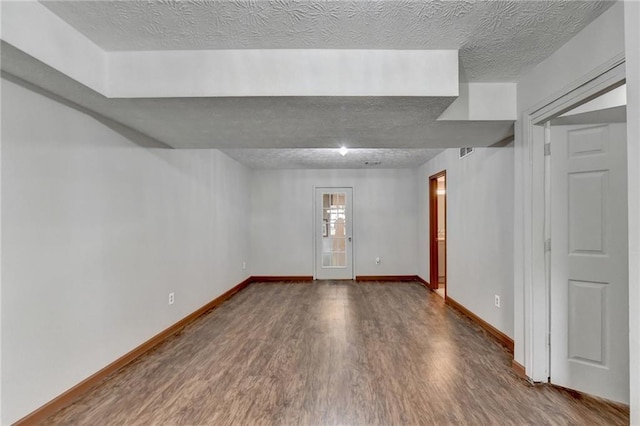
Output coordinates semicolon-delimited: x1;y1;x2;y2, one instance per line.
44;281;629;425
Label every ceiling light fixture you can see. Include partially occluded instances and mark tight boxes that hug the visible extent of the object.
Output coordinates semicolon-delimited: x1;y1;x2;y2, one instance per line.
338;146;349;156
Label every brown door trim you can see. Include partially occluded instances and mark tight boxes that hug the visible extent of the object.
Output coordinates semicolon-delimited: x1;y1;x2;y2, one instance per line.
428;171;446;294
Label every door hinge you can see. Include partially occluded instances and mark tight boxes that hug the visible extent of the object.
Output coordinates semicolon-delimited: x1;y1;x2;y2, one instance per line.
544;143;551;156
547;333;551;346
544;238;551;252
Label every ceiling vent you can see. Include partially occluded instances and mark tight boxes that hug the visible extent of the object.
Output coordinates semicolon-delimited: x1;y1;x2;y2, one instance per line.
459;147;474;159
364;161;382;166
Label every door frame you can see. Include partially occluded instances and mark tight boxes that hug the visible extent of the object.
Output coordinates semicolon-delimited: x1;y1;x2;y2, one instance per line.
519;55;626;383
429;171;447;295
313;186;356;280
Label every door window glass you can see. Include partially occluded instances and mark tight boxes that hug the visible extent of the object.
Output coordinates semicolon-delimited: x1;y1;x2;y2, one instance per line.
322;192;346;267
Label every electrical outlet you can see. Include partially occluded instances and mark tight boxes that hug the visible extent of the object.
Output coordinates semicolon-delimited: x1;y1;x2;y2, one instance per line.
375;257;381;265
494;295;500;308
169;292;175;305
242;261;246;270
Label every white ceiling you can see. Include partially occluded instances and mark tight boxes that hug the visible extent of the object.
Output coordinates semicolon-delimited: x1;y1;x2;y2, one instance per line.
1;1;614;169
41;0;613;82
222;148;444;169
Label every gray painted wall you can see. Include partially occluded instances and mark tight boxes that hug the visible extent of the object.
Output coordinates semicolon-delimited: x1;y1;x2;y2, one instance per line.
417;147;515;339
1;79;251;424
624;2;640;422
249;168;418;277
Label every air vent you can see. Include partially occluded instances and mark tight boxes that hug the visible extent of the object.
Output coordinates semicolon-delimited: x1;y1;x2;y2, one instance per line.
364;161;382;166
459;147;474;159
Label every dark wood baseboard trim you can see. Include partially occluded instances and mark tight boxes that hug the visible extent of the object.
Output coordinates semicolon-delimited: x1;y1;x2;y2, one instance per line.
512;359;526;379
548;383;630;411
356;275;423;282
13;277;253;426
250;276;313;282
414;275;430;288
445;296;514;354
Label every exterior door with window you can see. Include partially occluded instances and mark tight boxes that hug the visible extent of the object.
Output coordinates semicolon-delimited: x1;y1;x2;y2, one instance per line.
315;188;353;280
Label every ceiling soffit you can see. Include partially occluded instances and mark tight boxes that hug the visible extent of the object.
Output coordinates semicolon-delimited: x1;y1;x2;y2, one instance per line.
1;43;514;153
41;0;614;81
6;3;460;98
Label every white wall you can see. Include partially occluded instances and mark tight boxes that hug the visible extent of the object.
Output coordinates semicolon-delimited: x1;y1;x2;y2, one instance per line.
1;1;107;94
624;2;640;423
514;2;626;369
0;13;3;422
108;49;458;98
437;83;517;121
1;79;251;425
417;147;515;338
249;169;418;277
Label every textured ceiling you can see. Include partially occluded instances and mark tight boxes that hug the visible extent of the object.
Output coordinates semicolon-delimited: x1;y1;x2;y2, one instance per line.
40;0;614;81
222;148;444;169
6;1;613;168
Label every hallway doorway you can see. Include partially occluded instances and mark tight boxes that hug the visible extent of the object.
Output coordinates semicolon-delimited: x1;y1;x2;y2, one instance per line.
546;89;629;403
429;171;447;298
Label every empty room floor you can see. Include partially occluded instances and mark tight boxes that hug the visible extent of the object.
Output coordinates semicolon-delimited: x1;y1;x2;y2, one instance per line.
44;281;628;425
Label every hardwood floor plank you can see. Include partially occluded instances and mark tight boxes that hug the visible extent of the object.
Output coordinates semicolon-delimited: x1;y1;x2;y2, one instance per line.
43;281;629;425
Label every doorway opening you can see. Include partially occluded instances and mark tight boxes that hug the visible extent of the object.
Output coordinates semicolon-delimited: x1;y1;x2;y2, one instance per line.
520;58;625;385
429;171;447;299
544;83;629;404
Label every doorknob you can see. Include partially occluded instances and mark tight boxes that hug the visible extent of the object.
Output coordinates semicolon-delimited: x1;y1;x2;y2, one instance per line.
348;237;352;242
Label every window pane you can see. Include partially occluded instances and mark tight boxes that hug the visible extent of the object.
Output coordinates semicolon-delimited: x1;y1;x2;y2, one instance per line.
323;194;330;209
332;238;346;252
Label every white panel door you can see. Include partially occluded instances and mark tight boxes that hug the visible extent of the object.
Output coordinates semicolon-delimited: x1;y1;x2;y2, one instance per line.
315;188;353;280
550;123;629;403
